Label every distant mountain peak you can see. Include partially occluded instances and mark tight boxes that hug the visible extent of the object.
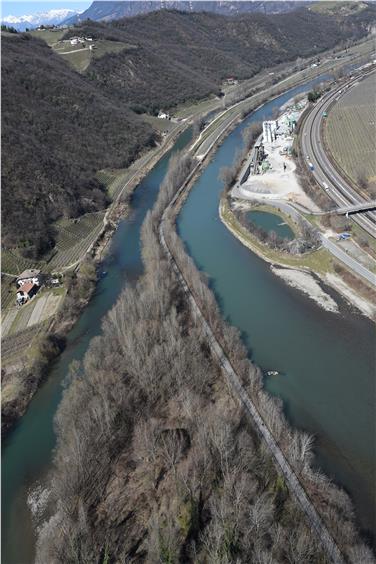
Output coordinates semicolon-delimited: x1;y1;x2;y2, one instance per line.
2;9;80;31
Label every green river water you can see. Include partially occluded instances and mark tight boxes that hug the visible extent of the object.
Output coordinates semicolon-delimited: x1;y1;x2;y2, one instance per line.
245;210;295;240
2;78;375;563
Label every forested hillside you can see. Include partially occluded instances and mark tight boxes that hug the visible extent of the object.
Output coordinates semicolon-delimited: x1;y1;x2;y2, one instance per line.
69;7;374;113
1;33;156;257
63;0;310;26
2;4;374;258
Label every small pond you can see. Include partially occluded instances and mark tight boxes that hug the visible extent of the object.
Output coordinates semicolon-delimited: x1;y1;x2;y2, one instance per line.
246;210;295;240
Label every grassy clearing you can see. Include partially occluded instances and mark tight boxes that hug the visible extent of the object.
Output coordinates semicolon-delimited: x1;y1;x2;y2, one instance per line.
59;48;92;72
174;95;221;119
142;114;177;132
53;39;133;73
310;1;368;15
30;29;65;45
221;199;333;275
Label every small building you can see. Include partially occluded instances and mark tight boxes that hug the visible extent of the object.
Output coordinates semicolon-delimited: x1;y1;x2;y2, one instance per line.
16;282;38;305
17;269;41;288
70;37;79;45
158;110;170;119
263;120;278;144
225;77;238;85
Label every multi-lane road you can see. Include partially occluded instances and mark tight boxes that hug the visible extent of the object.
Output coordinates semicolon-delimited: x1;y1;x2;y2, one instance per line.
300;70;376;238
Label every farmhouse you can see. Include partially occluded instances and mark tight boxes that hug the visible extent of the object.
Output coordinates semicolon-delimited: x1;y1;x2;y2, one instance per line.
70;37;85;46
17;269;41;288
158;110;170;119
16;281;39;305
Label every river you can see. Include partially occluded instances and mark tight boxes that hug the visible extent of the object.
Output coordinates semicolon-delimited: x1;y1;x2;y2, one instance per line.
2;78;375;563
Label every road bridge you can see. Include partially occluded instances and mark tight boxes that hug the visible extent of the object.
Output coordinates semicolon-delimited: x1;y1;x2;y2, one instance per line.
335;201;376;215
300;69;376;238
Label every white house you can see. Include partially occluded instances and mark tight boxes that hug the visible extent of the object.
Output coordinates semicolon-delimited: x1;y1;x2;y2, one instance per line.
158;110;170;119
17;269;41;288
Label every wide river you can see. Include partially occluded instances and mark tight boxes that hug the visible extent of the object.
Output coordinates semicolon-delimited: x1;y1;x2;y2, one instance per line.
2;78;375;563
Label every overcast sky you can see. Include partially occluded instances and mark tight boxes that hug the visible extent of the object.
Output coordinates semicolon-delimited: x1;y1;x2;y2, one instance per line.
2;1;91;17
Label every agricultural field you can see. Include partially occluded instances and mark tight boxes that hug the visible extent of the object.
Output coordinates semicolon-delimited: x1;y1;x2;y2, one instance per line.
2;212;105;276
1;249;46;276
48;211;105;270
1;276;17;310
1;287;65;340
30;29;65;46
324;73;376;195
142;114;177;133
31;29;134;73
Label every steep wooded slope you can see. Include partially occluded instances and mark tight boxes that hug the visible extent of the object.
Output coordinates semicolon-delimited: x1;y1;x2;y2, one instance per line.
69;7;374;113
1;33;155;257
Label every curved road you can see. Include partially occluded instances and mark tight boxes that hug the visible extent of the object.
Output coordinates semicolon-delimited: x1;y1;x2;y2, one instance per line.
301;70;376;237
252;198;376;287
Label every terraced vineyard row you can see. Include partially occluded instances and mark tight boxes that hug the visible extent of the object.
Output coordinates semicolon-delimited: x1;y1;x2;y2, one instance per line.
2;322;49;364
48;212;105;270
1;249;46;276
1;277;17;310
324;74;376;190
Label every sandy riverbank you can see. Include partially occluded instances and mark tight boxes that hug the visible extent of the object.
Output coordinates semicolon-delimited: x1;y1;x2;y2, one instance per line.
220;199;375;321
271;266;338;313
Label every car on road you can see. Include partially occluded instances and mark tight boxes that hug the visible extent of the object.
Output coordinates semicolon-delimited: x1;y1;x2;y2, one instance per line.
337;232;351;241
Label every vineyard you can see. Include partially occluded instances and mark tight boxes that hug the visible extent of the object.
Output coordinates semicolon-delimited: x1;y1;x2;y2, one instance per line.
48;211;105;270
1;288;65;339
97;157;149;201
2;212;105;276
324;73;376;193
1;249;46;276
1;322;49;366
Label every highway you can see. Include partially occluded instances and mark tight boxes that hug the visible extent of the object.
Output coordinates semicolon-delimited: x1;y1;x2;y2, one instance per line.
300;70;376;238
321;235;375;286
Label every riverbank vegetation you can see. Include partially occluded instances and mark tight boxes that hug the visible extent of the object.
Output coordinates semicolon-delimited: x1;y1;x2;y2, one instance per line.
37;152;373;563
1;257;98;437
235;208;321;255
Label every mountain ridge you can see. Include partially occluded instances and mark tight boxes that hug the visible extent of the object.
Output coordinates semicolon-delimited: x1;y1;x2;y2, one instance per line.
62;0;310;26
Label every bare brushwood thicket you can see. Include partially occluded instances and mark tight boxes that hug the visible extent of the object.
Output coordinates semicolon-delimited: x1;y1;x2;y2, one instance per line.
37;152;375;563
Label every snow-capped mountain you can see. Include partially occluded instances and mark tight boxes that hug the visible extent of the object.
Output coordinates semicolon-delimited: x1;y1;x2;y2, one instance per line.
2;9;80;31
